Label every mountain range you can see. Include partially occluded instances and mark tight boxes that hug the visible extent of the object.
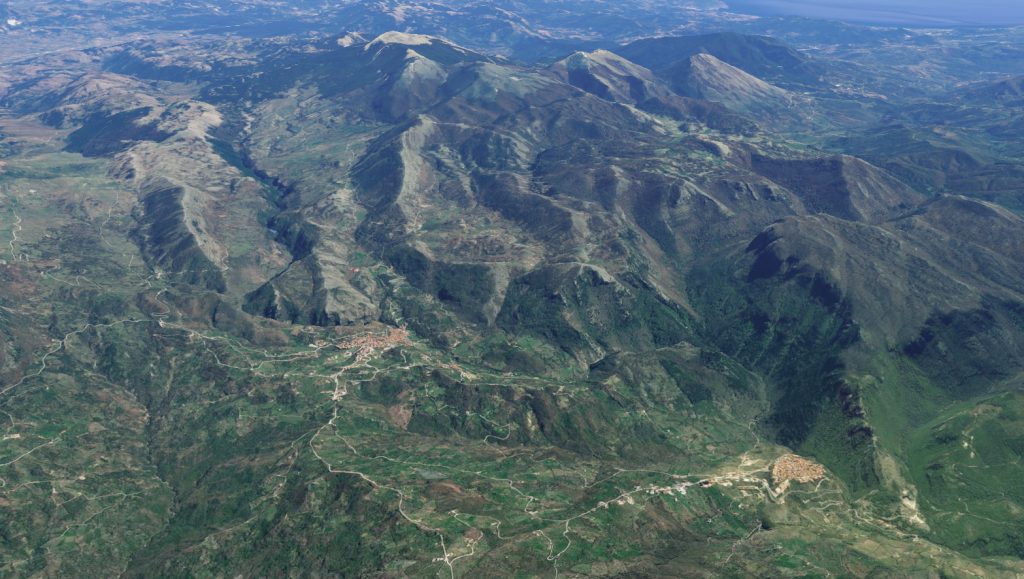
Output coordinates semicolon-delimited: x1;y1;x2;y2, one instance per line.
1;1;1024;576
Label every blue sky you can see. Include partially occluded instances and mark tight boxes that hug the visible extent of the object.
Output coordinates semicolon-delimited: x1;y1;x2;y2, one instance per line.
727;0;1024;26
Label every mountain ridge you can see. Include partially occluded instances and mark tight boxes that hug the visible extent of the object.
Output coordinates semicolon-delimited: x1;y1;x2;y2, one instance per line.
2;11;1024;577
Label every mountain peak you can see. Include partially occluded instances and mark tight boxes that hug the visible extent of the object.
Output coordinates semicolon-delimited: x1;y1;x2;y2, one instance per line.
366;31;452;51
551;49;660;106
562;49;650;77
336;32;366;47
681;52;790;104
618;32;823;86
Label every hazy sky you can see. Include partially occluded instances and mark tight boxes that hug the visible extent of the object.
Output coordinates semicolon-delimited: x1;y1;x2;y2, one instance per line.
727;0;1024;26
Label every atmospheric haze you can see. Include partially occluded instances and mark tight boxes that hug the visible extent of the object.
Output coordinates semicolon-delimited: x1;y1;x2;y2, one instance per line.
728;0;1024;26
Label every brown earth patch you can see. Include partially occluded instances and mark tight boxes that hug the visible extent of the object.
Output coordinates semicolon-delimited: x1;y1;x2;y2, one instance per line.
429;481;465;496
428;480;488;513
387;404;412;430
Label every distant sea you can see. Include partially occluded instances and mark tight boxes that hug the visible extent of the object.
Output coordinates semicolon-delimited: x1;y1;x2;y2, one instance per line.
726;0;1024;26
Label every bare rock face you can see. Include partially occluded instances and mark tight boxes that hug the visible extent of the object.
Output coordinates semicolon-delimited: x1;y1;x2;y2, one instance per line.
549;49;756;131
681;53;794;109
551;49;667;106
112;101;290;295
